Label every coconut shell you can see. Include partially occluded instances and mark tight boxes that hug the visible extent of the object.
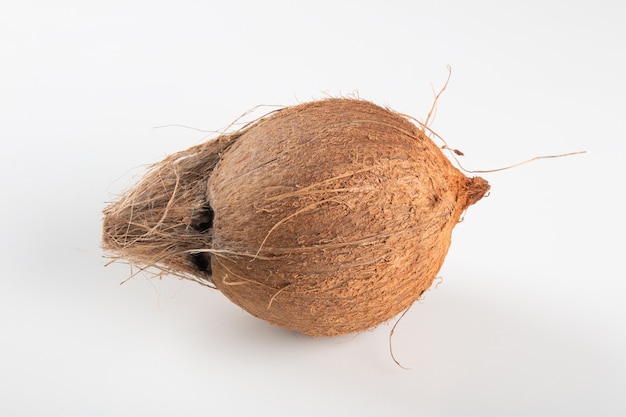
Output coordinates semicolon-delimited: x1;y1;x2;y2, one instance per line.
102;98;489;337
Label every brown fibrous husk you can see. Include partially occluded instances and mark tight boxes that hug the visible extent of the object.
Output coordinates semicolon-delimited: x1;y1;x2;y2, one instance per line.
102;98;489;337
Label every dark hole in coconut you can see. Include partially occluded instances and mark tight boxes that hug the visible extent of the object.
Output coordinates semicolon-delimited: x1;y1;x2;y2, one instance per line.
188;204;214;273
189;252;211;273
191;204;214;233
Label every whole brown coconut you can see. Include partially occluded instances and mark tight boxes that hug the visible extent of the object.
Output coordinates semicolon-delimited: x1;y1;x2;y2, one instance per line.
102;98;489;337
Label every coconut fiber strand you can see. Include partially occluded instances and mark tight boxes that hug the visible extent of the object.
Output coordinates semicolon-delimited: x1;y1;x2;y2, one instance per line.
102;98;489;337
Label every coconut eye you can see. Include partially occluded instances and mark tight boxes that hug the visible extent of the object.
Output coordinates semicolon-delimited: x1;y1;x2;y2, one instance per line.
187;205;215;272
190;204;214;233
189;252;211;273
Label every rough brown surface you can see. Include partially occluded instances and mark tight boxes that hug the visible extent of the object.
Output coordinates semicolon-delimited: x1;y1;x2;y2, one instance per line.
102;98;489;336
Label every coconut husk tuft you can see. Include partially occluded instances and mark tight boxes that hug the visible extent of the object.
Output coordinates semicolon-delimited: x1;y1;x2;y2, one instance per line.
102;98;489;336
102;132;242;285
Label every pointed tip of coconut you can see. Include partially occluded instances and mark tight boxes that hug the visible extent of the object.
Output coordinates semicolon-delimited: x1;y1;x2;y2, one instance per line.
463;176;490;208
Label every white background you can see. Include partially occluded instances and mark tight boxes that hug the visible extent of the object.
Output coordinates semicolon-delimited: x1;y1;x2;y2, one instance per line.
1;1;625;416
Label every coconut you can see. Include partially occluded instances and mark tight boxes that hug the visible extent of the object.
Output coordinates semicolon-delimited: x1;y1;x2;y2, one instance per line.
102;98;489;337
